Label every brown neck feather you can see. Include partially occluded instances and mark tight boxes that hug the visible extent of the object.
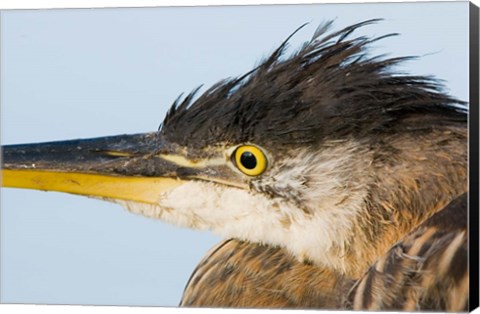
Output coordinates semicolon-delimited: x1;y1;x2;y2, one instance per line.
345;126;467;278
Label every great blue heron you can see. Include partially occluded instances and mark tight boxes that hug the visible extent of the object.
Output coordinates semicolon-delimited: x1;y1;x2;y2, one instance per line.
1;20;470;311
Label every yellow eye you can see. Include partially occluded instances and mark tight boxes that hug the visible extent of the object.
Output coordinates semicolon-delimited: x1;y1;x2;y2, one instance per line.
233;145;268;176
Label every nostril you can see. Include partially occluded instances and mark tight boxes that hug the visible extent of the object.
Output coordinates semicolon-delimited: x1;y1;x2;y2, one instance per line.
93;150;135;158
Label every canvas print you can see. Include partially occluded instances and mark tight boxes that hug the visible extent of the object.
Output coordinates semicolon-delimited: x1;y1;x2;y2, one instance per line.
1;2;478;311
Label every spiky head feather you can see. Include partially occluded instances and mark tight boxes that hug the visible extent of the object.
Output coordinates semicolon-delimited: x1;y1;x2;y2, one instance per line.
160;19;466;151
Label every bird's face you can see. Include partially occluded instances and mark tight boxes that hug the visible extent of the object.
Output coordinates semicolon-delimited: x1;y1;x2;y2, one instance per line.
152;136;373;267
1;128;372;270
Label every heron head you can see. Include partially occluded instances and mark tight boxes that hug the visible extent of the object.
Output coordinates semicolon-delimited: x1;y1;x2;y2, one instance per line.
1;20;467;276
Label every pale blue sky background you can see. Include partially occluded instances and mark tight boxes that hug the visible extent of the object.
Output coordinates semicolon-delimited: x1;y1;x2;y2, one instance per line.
0;2;469;307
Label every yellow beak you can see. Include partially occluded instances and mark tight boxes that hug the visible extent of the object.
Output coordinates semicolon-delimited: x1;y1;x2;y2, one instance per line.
1;133;186;204
2;169;183;204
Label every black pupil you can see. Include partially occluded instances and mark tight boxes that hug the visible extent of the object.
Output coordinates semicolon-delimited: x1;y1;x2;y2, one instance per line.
240;151;257;169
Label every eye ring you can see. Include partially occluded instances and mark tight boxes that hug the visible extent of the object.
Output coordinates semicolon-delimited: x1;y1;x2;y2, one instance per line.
233;145;268;176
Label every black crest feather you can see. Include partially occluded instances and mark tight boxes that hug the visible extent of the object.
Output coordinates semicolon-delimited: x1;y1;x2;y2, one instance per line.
160;20;466;149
